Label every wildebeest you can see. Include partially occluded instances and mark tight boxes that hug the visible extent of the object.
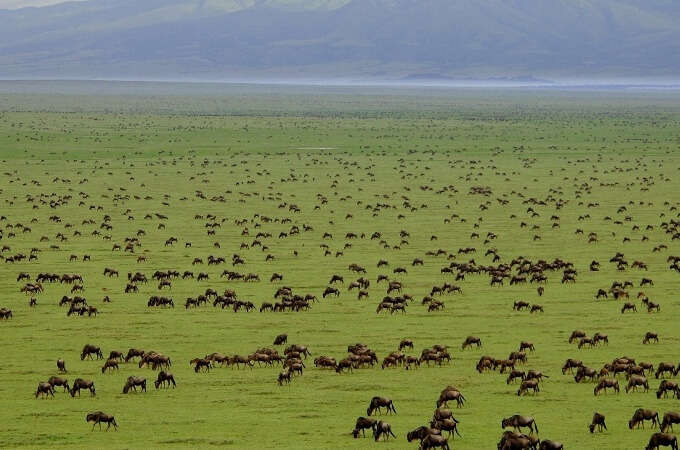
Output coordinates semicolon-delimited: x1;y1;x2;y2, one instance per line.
562;358;583;374
352;416;377;438
661;412;680;433
70;378;96;397
123;376;147;393
323;287;340;298
589;412;607;433
124;348;145;362
643;331;659;344
86;411;118;431
626;375;649;393
574;366;598;383
629;408;659;429
517;379;540;396
373;420;396;441
501;415;538;434
101;358;119;373
437;387;466;408
658;381;680;399
35;381;55;398
568;330;586;343
366;396;396;416
406;426;441;442
462;336;482;349
190;358;212;373
399;338;414;351
154;371;176;389
420;434;450;449
430;418;461;439
594;378;620;395
646;433;678;450
621;302;637;313
47;376;70;392
81;344;103;360
656;362;676;379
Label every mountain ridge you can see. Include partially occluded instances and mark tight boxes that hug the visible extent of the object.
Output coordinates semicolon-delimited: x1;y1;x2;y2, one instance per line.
1;0;679;81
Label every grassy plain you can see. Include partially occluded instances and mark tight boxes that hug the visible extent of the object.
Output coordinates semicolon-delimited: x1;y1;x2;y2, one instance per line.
0;84;679;449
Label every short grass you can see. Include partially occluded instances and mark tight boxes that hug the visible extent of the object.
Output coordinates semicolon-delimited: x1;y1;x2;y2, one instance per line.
0;86;679;449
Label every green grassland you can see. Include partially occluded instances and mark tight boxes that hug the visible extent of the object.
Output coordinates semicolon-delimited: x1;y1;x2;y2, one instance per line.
0;86;680;449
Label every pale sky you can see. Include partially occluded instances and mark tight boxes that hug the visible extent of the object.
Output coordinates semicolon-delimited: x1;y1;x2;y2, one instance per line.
0;0;87;9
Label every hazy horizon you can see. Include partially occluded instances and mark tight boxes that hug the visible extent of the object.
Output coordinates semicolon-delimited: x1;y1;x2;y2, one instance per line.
1;0;679;83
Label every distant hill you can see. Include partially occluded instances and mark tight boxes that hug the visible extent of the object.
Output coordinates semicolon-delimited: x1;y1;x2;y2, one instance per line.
1;0;679;81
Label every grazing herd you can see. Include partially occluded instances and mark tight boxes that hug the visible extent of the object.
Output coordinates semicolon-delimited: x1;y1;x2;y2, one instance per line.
2;122;680;449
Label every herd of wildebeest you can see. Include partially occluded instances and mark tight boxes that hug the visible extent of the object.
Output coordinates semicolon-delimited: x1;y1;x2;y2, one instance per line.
2;146;680;449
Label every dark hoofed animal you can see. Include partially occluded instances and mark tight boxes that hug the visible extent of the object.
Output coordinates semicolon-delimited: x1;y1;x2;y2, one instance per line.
87;411;118;431
367;396;396;416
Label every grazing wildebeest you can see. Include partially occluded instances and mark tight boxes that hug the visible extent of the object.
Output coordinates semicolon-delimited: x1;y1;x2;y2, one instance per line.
399;338;414;351
506;370;526;384
373;420;396;441
625;375;650;393
420;434;450;449
124;348;145;362
661;412;680;433
594;378;619;395
497;431;537;450
462;336;482;349
593;332;609;346
518;341;534;352
530;304;543;313
589;412;607;433
323;287;340;298
352;416;377;438
657;381;680;399
101;359;119;373
86;411;118;431
190;358;212;373
501;415;538;434
154;371;176;389
513;300;530;311
643;332;659;344
285;344;311;358
568;330;586;343
81;344;103;360
367;396;396;416
621;302;637;313
646;433;678;450
574;366;598;383
406;426;441;442
562;358;583;374
539;441;564;449
35;382;55;398
578;337;595;349
108;351;123;361
123;376;147;393
437;388;466;408
629;408;659;429
517;379;540;396
524;370;548;382
70;378;96;397
48;376;70;392
430;418;461;439
656;362;676;379
277;370;292;385
57;359;67;373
